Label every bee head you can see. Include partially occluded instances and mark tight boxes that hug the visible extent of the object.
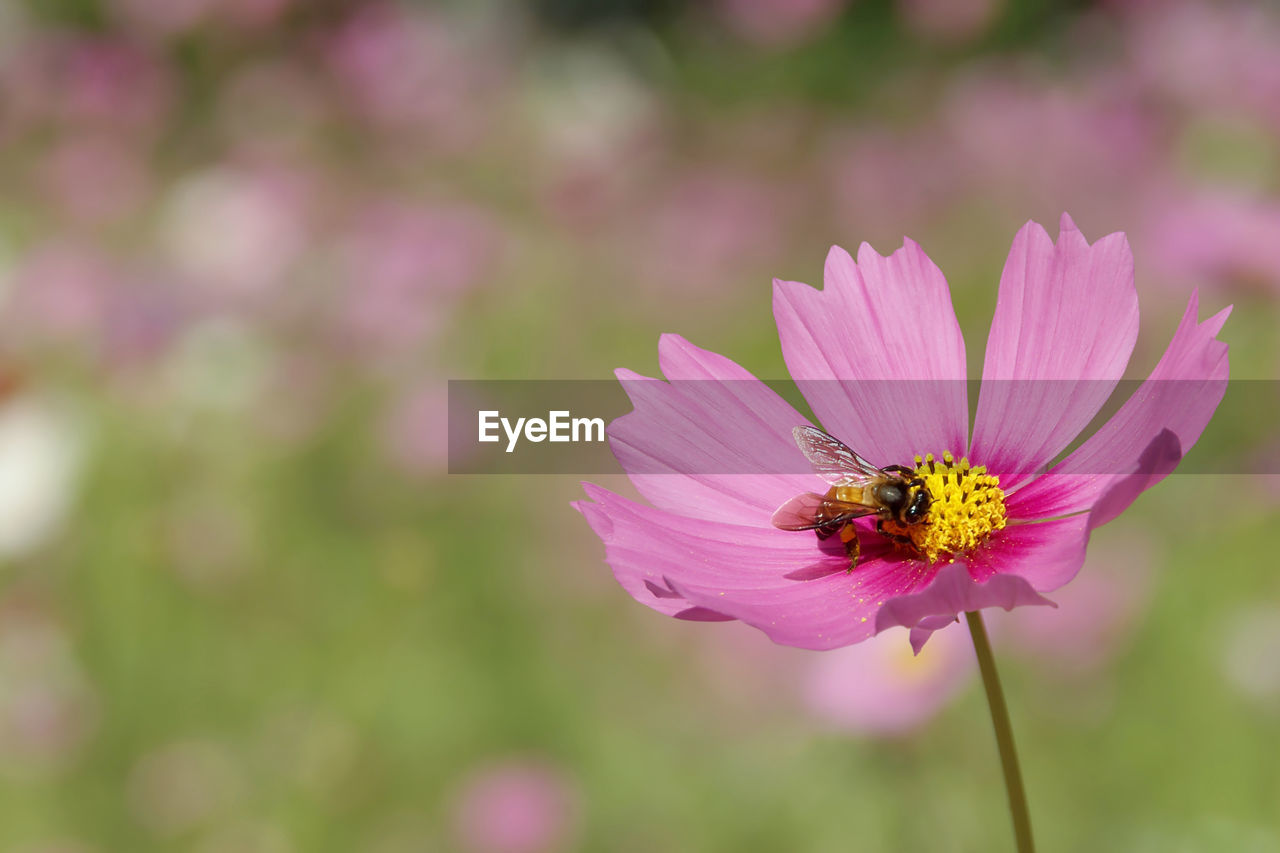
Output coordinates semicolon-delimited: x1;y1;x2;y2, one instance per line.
901;481;931;524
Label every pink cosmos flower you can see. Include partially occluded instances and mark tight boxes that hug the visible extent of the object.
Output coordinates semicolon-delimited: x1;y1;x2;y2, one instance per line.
575;214;1229;652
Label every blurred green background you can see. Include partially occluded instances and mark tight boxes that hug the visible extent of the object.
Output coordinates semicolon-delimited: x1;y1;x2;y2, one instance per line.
1;0;1279;850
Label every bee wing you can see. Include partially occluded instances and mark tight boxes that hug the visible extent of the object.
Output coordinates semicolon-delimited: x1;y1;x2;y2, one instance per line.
771;492;879;531
792;425;885;486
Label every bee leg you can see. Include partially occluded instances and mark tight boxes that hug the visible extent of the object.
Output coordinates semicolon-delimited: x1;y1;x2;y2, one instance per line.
881;464;914;476
876;518;914;546
839;524;860;572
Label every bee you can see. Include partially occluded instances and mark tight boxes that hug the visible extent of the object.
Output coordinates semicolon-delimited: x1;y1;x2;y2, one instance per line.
771;426;931;567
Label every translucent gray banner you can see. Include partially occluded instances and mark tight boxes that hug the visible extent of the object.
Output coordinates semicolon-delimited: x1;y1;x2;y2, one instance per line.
447;379;1275;475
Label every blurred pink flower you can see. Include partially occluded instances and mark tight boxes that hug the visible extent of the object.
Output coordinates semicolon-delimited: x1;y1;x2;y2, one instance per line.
1125;0;1280;129
577;215;1229;652
941;73;1158;219
380;382;449;477
821;127;959;239
630;171;791;294
2;243;190;369
898;0;1002;43
450;759;580;853
327;4;507;148
713;0;851;48
0;596;98;775
37;134;149;224
692;620;808;715
0;36;171;138
2;242;117;346
334;200;499;354
99;272;193;371
804;624;974;734
996;536;1153;675
1141;191;1280;293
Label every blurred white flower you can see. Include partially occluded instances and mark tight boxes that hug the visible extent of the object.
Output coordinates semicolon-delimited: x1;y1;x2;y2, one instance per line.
0;394;85;558
1220;604;1280;708
160;166;309;299
526;45;659;165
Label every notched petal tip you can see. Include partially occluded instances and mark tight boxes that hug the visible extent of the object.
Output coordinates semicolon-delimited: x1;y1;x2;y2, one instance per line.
772;276;816;304
574;486;616;538
614;367;651;383
1057;212;1130;251
1203;300;1233;336
1013;217;1053;246
825;243;854;268
854;240;880;265
655;332;696;365
822;244;860;289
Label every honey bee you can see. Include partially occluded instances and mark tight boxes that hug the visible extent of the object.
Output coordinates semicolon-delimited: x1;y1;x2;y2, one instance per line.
771;426;931;566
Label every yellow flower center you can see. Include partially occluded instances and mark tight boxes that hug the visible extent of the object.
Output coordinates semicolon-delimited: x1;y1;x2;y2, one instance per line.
880;451;1007;564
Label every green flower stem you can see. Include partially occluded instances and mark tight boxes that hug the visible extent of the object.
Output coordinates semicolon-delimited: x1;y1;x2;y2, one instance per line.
966;610;1036;853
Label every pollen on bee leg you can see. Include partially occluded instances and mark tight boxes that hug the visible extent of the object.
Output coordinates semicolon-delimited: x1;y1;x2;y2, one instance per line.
882;454;1007;564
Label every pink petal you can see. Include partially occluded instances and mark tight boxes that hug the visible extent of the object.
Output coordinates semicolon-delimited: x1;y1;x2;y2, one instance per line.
773;239;968;467
608;334;817;525
877;422;1196;653
1008;291;1230;519
574;487;702;619
876;561;1057;654
574;484;932;650
971;214;1139;492
968;515;1091;592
